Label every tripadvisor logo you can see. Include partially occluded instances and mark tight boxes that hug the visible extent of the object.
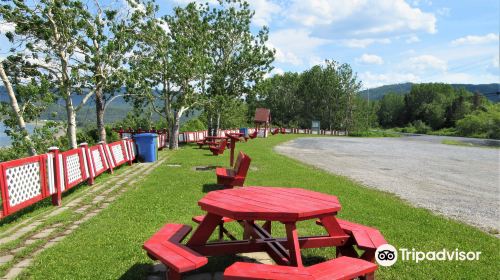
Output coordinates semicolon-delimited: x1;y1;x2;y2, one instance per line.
375;244;481;266
375;244;397;266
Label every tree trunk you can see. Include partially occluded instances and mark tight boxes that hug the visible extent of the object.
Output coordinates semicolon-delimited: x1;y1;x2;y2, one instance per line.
95;87;106;142
65;95;78;149
216;111;221;132
169;109;181;150
0;63;36;155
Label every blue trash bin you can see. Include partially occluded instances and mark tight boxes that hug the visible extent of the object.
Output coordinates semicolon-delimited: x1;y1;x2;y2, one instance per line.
239;128;248;137
133;133;158;162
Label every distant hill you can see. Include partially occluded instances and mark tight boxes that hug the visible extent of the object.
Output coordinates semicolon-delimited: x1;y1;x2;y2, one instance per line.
360;83;500;102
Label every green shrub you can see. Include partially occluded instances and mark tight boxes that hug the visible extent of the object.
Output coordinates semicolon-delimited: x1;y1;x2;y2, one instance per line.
180;118;207;132
456;104;500;139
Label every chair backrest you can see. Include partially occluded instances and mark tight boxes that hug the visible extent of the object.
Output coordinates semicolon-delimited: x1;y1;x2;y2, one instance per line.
249;130;258;139
219;139;227;152
234;152;251;178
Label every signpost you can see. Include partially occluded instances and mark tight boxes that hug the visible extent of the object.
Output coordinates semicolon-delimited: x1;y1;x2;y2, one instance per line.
311;120;320;134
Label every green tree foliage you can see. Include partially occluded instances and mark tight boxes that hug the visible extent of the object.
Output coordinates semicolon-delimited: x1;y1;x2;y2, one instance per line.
377;93;405;127
252;61;365;133
251;72;302;127
1;0;97;149
456;103;500;139
203;0;274;133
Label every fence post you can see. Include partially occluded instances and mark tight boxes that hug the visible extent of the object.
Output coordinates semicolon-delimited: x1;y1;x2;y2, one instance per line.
48;147;62;206
100;141;114;174
123;138;133;166
80;143;94;185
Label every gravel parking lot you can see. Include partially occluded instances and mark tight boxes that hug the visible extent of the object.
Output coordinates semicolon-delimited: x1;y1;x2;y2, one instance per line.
275;135;500;233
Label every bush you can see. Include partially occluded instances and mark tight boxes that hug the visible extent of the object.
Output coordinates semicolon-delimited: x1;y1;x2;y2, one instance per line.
412;120;431;134
456;104;500;139
180;118;207;132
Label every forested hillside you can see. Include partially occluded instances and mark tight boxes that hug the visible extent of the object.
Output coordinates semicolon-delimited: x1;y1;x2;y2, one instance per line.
360;83;499;102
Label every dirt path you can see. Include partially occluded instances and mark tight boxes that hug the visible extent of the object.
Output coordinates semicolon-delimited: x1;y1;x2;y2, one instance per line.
0;154;169;280
275;136;500;234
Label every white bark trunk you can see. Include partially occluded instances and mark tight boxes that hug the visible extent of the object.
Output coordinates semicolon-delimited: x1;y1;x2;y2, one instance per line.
0;63;36;155
65;96;78;149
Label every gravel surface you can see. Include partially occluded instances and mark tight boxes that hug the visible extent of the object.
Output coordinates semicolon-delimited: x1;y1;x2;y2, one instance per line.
275;135;500;233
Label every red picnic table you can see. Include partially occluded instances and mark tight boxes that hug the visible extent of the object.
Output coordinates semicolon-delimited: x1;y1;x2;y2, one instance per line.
197;136;228;148
144;187;385;279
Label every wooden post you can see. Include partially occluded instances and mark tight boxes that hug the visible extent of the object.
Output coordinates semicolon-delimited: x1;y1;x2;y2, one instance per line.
48;147;62;206
99;141;114;174
79;143;94;185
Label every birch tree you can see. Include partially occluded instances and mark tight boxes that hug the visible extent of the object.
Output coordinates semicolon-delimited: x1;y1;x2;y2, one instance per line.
1;0;95;149
127;1;209;149
79;0;137;142
203;0;274;132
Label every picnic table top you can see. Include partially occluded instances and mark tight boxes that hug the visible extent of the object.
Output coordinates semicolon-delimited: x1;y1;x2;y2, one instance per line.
204;136;227;139
198;187;341;222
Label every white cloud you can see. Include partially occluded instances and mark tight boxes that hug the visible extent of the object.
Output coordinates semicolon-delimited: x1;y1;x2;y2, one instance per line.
341;38;391;48
0;21;15;34
451;33;499;46
157;19;170;34
493;54;499;68
268;28;330;65
356;54;384;65
171;0;218;5
406;55;447;72
360;71;420;88
406;35;420;43
250;0;281;27
264;67;285;78
436;7;450;17
288;0;436;35
124;0;147;13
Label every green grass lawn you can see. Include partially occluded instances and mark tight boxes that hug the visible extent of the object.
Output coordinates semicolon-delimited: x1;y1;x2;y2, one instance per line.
442;139;500;149
21;135;499;279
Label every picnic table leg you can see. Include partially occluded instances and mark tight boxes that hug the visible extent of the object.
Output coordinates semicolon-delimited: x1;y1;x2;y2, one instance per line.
263;221;272;234
186;213;223;246
167;269;181;280
229;139;236;166
285;223;303;267
320;215;348;238
336;240;359;259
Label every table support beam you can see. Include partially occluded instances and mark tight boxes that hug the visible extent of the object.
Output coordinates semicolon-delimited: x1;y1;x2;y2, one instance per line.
187;213;223;246
285;223;303;267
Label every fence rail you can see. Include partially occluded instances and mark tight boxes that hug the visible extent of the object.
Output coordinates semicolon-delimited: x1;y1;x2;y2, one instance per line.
0;127;338;219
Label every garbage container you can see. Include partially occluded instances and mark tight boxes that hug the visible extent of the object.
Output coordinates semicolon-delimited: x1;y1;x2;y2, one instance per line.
239;127;248;137
133;133;158;162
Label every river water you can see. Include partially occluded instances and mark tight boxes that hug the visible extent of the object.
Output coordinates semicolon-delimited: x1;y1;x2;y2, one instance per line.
0;123;37;147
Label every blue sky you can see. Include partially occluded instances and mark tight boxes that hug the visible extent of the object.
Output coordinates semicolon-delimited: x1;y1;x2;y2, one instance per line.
1;0;498;89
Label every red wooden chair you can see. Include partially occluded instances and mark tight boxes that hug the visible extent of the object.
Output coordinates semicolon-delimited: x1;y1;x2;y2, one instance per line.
216;151;251;188
249;130;258;139
209;139;227;156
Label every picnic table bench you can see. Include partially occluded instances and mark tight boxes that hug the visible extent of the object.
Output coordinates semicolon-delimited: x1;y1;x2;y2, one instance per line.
197;136;227;149
143;187;384;279
224;256;377;280
216;151;251;188
143;224;208;280
316;219;386;262
209;139;228;156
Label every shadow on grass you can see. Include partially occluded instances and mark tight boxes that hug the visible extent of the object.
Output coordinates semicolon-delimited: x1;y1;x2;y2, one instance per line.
202;184;226;193
302;255;328;266
117;263;151;280
194;165;218;171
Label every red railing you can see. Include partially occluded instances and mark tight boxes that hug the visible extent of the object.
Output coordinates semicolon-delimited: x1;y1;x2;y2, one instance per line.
0;138;140;219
